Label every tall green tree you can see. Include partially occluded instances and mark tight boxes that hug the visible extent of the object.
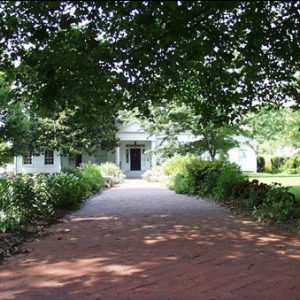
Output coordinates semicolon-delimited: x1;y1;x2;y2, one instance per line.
1;2;299;115
0;72;117;160
0;1;299;153
243;107;300;156
144;101;241;160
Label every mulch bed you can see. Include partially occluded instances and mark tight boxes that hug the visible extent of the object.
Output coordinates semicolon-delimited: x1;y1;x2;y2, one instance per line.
219;199;300;234
0;225;43;262
0;211;67;263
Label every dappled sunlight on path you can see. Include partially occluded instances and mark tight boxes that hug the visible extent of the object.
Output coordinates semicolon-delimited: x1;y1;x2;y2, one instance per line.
1;179;300;299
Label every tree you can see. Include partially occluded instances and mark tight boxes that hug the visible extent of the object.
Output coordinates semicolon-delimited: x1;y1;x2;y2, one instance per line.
143;101;241;160
243;107;300;156
0;72;117;159
0;143;13;165
0;1;299;153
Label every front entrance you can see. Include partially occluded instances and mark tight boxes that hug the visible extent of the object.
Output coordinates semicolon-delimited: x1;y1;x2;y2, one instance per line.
130;148;141;171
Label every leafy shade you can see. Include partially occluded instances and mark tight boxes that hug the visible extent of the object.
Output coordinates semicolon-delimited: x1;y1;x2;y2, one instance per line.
0;1;299;125
0;102;117;162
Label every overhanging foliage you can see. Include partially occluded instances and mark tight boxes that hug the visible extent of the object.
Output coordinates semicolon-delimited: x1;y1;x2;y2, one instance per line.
0;1;299;157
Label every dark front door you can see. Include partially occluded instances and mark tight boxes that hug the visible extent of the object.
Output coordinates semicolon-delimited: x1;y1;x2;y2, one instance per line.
130;148;141;171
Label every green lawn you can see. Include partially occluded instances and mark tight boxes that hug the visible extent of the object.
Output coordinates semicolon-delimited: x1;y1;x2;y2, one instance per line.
289;186;300;202
248;173;300;202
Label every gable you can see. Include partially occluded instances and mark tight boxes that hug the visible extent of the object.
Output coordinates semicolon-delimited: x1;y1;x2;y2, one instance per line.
118;122;144;133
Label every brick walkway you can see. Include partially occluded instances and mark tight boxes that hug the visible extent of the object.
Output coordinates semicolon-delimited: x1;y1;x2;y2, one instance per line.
1;179;300;300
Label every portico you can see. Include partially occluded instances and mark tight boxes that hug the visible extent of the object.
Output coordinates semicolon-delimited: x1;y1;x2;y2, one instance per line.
116;122;157;177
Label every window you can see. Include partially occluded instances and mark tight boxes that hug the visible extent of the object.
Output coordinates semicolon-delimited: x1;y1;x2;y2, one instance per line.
44;150;54;165
23;153;32;165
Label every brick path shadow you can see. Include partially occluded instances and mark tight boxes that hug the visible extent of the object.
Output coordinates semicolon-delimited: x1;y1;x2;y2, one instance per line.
1;180;300;299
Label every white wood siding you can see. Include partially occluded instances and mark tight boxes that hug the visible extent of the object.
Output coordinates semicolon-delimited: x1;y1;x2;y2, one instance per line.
228;146;257;172
15;151;61;174
14;122;257;174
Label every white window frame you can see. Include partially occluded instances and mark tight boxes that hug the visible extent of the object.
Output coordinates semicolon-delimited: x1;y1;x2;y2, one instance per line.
22;153;33;166
44;150;54;165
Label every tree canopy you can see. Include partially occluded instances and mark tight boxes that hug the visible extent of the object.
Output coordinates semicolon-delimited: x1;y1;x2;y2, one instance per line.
141;100;241;160
0;1;299;157
244;107;300;156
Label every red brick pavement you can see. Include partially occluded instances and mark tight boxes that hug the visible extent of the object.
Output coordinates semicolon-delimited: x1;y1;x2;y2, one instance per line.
1;179;300;300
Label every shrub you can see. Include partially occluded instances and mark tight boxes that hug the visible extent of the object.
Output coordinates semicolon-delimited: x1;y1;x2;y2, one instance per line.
257;156;265;172
264;162;272;173
162;154;298;224
232;180;270;209
173;173;193;194
161;155;198;188
271;156;286;171
180;159;246;199
283;154;300;174
212;162;247;200
232;180;298;223
187;160;221;196
4;174;55;221
99;162;125;184
253;184;296;224
0;174;56;232
0;177;9;210
0;209;23;233
47;174;87;210
169;158;247;200
0;163;105;232
161;155;197;176
142;166;164;182
78;162;104;193
178;159;207;194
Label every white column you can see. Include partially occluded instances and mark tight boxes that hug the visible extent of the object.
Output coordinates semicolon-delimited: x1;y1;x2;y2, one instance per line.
14;156;17;175
115;146;120;167
53;151;61;173
151;140;156;167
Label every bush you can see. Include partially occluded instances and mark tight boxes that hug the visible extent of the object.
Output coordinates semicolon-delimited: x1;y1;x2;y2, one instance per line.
232;180;298;224
5;174;55;220
264;162;272;173
142;166;164;182
161;155;198;188
78;162;104;193
173;173;193;194
232;180;270;209
185;160;221;196
0;177;9;210
161;155;197;176
0;210;23;232
283;154;300;174
253;184;296;224
257;156;265;172
271;156;286;171
167;158;247;200
0;163;105;232
99;162;125;185
212;162;247;200
161;154;298;225
0;174;56;232
47;174;87;210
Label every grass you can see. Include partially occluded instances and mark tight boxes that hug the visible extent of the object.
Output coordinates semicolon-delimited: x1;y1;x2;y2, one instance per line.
248;173;300;202
289;186;300;202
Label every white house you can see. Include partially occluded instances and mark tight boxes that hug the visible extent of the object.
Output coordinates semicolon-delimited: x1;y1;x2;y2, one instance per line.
227;136;257;172
15;122;257;176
